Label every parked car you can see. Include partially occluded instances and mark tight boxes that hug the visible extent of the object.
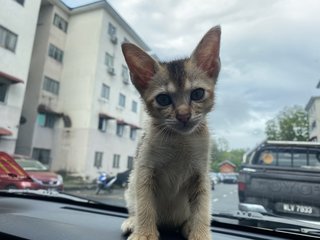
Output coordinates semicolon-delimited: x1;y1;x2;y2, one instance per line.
14;155;64;191
238;140;320;221
0;152;63;191
0;152;36;190
221;173;238;184
209;172;219;184
217;172;225;183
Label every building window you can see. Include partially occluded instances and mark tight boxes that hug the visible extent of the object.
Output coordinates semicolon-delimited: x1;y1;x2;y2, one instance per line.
127;156;133;170
108;23;118;44
130;128;137;140
14;0;25;5
0;80;9;103
53;14;68;33
0;25;18;52
94;152;103;169
122;65;129;84
43;76;60;95
101;84;110;99
105;53;114;67
311;120;317;130
48;44;64;63
116;124;124;137
32;148;51;166
37;113;56;128
98;117;107;132
113;154;120;168
108;22;116;36
119;93;126;108
132;100;138;113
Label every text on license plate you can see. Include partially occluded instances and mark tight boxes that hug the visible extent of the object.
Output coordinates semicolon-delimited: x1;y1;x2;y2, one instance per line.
283;204;313;214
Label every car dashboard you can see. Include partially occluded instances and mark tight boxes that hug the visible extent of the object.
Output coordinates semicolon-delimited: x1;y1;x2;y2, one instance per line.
0;194;317;240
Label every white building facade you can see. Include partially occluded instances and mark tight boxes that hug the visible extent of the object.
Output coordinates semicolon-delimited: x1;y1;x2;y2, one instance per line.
16;0;149;180
0;0;41;153
305;96;320;142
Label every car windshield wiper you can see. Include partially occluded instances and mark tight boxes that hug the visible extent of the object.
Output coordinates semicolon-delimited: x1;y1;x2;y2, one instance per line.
275;227;320;237
0;189;94;203
212;210;320;236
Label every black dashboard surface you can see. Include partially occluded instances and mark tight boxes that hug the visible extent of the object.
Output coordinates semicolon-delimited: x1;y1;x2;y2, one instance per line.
0;196;311;240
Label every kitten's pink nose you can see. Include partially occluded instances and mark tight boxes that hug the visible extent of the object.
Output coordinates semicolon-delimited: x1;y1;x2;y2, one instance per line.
176;112;191;123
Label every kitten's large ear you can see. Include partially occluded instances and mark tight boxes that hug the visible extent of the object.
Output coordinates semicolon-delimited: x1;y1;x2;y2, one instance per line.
122;43;157;93
190;26;221;79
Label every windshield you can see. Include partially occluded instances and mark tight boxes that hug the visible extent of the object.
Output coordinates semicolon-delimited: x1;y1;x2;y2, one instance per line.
1;0;320;236
256;149;320;167
15;159;48;171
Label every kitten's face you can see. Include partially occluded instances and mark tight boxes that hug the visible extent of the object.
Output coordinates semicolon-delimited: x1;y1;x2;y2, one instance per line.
143;60;216;134
122;26;221;135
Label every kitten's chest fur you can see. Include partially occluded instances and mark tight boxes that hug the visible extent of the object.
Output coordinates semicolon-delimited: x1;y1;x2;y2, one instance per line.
140;122;210;194
131;121;210;226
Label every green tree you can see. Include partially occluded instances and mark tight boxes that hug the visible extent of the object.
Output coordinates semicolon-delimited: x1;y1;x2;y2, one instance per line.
265;119;279;140
265;105;309;141
210;138;246;172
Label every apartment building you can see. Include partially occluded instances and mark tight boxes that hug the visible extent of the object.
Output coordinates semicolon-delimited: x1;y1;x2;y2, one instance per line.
16;0;150;179
305;96;320;142
0;0;41;153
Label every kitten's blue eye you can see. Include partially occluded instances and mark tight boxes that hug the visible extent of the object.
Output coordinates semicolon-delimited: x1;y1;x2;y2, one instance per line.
155;94;172;106
190;88;205;101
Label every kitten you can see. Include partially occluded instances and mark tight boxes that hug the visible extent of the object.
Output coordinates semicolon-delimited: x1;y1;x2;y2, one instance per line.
121;26;221;240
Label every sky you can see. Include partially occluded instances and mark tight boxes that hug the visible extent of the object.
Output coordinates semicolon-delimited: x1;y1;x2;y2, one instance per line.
62;0;320;149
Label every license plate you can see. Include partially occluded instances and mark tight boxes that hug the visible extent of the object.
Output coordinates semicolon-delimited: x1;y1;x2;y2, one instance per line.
283;204;313;215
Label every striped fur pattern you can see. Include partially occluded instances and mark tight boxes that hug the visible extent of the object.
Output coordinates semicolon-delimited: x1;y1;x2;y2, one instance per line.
121;26;221;240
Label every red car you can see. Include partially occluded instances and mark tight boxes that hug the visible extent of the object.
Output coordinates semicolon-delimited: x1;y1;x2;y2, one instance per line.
0;152;63;191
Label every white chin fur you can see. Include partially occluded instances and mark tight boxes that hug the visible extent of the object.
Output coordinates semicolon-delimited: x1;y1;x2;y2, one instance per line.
169;122;199;135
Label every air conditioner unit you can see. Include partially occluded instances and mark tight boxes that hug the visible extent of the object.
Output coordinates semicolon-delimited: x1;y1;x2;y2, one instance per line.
110;35;118;44
107;67;115;75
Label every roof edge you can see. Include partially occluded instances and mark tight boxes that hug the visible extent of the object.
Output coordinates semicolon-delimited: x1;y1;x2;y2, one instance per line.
305;96;320;111
58;0;150;51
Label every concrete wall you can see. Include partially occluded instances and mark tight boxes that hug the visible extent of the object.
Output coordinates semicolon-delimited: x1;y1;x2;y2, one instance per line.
52;8;145;179
16;4;53;156
0;0;41;154
52;9;104;176
16;3;69;166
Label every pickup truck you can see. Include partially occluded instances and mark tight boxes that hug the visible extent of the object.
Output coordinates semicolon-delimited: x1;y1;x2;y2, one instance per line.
238;140;320;221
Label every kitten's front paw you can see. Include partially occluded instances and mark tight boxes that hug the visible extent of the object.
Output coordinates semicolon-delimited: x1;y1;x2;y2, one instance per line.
188;230;210;240
127;230;159;240
182;222;210;240
121;217;135;234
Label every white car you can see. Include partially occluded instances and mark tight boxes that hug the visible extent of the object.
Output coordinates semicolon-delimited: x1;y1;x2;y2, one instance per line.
209;172;219;185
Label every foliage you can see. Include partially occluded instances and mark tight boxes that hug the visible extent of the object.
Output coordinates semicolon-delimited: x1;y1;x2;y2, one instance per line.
210;137;246;172
265;105;309;141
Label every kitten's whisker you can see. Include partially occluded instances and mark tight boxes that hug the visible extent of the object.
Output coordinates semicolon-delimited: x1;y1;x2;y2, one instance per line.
192;114;203;121
154;123;172;145
165;119;176;124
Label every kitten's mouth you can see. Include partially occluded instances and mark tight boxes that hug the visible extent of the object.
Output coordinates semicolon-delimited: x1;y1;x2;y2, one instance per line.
169;119;201;134
163;115;204;134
